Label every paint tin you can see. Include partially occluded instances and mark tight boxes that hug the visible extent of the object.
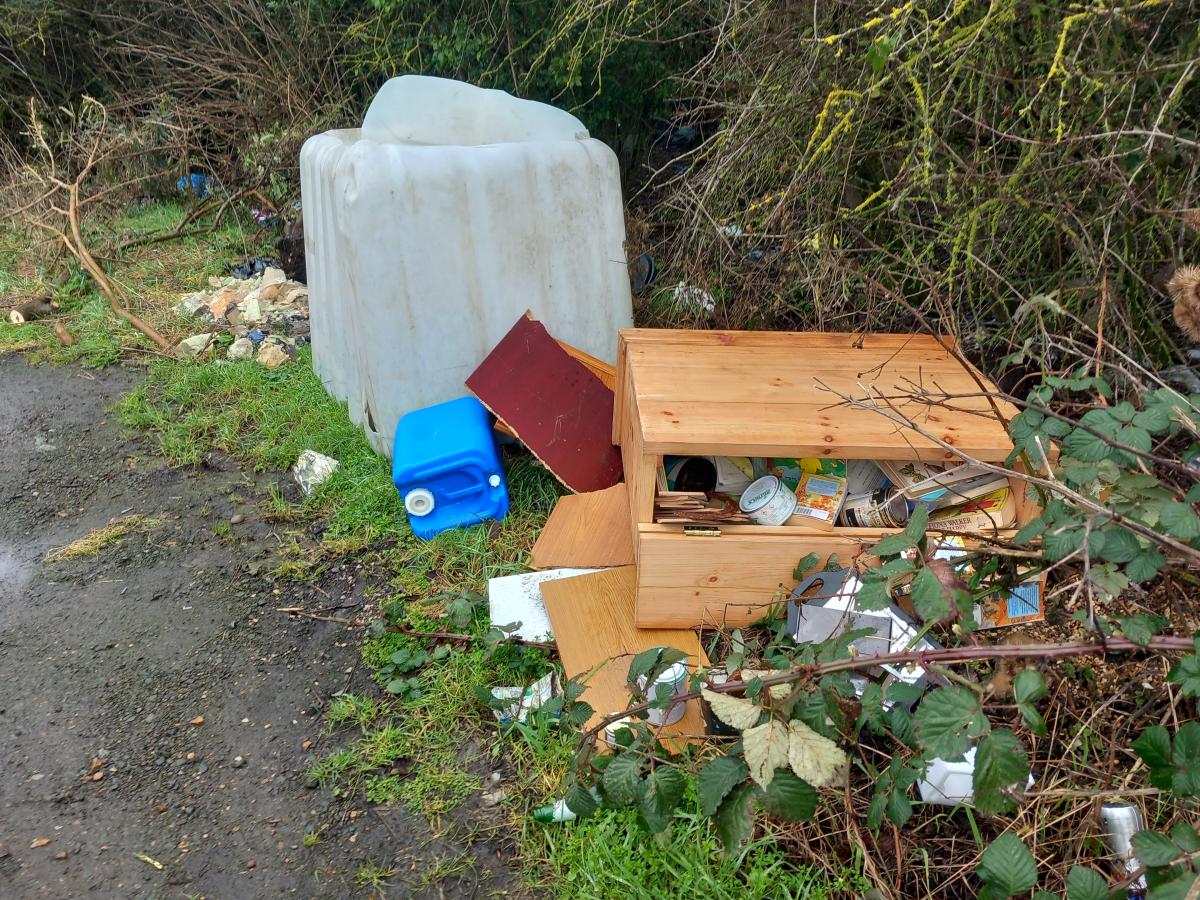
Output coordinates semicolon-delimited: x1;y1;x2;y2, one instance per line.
636;661;689;726
603;716;635;749
840;488;910;528
738;475;798;525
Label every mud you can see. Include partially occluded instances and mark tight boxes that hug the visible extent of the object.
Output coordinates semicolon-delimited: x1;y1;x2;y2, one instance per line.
0;354;521;898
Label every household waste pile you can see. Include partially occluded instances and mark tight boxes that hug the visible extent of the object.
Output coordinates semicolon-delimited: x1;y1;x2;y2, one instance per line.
173;266;308;368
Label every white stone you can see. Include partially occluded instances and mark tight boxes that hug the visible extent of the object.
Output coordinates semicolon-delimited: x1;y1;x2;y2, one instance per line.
227;337;254;361
176;293;208;318
241;297;263;323
284;287;309;305
174;333;214;358
261;267;286;286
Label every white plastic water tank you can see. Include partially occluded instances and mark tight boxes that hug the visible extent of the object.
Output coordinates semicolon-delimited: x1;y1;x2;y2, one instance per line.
300;76;634;457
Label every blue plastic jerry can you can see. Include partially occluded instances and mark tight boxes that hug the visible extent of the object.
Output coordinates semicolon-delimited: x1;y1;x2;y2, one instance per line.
392;396;509;540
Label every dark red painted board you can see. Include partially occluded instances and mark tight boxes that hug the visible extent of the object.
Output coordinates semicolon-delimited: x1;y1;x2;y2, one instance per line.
467;315;623;493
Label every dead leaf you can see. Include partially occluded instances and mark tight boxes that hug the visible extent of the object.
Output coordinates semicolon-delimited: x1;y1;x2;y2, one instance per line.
743;720;790;789
91;771;104;782
301;739;313;750
787;720;848;788
30;838;51;848
701;688;762;731
189;716;205;726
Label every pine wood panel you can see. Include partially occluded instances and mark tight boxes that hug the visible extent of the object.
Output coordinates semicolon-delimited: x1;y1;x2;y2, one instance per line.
635;529;879;628
529;484;635;569
617;329;1016;460
539;566;708;744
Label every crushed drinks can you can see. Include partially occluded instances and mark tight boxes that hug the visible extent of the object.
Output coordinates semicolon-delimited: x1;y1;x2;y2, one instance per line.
1099;803;1148;898
739;475;797;525
840;487;910;528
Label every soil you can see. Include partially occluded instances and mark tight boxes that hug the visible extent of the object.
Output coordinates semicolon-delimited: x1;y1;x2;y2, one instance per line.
0;353;523;899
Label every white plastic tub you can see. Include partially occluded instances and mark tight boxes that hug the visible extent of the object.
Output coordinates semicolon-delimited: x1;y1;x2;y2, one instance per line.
300;76;634;457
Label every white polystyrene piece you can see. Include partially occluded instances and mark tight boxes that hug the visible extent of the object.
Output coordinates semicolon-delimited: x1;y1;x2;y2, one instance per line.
918;747;1036;806
301;76;634;457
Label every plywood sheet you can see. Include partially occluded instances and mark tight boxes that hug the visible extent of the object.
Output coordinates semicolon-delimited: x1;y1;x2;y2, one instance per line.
539;566;707;742
529;484;635;570
616;329;1016;461
468;315;623;492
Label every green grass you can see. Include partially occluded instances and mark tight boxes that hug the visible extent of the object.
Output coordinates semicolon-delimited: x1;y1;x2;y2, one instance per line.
533;801;866;899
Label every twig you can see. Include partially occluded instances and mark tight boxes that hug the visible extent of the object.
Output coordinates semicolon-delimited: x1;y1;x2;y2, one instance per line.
387;624;558;653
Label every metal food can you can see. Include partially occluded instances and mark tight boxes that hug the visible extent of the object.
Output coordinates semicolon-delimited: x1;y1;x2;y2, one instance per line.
739;475;798;525
840;488;911;528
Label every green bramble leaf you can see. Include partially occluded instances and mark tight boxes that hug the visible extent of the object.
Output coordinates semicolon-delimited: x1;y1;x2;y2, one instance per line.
698;755;748;817
1131;830;1183;866
1161;502;1200;540
792;553;819;581
972;729;1030;815
1170;821;1200;852
854;573;892;611
1133;405;1172;434
1120;614;1167;646
760;770;817;821
601;753;643;807
1063;427;1113;462
1013;517;1046;544
1171;721;1200;795
1097;526;1140;563
564;783;599;819
1147;873;1200;900
976;832;1038;897
1065;866;1110;900
1186;483;1200;503
915;686;989;759
1013;669;1046;704
911;565;952;624
714;782;756;850
1125;547;1166;582
1131;725;1172;787
638;766;685;832
1167;637;1200;697
872;530;916;557
906;503;929;540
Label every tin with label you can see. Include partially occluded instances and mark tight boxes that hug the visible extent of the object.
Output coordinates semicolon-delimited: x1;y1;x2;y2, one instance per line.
840;488;910;528
738;475;798;525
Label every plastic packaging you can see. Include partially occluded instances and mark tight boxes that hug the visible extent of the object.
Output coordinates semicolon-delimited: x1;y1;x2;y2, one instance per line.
300;75;634;457
392;396;508;540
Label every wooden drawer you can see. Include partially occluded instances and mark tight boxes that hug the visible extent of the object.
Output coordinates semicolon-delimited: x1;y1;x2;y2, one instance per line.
635;525;878;628
634;523;1020;628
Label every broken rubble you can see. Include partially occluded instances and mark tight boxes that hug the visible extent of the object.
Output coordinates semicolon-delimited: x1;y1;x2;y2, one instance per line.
256;343;289;368
174;270;309;363
227;337;254;361
174;333;214;359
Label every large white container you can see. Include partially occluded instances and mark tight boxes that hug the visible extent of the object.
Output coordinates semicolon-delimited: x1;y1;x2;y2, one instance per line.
300;76;634;457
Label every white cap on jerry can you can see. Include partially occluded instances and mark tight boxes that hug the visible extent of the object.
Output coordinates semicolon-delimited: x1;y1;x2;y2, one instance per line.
404;488;435;517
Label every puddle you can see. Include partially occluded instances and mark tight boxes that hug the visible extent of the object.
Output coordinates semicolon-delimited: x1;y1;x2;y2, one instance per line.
0;543;32;605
